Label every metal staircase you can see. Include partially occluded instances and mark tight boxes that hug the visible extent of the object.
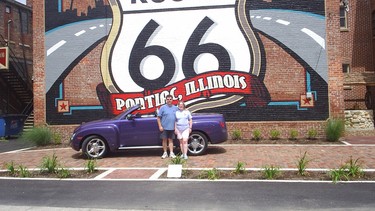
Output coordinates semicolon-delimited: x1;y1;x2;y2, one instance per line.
1;35;33;128
23;111;34;132
0;62;33;106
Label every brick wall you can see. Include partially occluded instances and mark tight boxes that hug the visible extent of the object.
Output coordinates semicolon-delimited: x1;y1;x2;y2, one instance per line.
344;86;367;110
326;0;345;118
32;0;46;126
34;0;351;142
0;1;33;114
226;121;326;140
343;0;375;110
0;1;32;61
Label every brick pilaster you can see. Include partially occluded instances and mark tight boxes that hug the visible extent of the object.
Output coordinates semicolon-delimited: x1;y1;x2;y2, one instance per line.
32;0;46;126
326;0;345;119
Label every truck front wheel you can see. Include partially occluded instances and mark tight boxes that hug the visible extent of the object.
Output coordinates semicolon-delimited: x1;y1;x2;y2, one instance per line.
82;135;108;159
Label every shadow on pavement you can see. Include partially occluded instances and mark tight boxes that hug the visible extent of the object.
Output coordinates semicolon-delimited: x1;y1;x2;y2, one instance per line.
0;136;35;153
69;146;227;160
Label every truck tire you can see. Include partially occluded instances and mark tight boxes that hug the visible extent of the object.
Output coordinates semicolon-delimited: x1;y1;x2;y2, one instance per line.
188;131;208;156
82;135;108;159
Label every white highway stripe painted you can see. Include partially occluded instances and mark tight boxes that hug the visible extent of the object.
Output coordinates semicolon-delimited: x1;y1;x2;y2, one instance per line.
46;23;111;56
47;40;66;56
250;16;325;48
301;28;326;49
276;19;290;25
75;30;86;36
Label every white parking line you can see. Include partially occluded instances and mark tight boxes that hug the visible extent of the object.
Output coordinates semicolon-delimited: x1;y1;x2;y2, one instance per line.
149;168;167;180
95;169;115;179
47;40;66;56
89;26;97;30
341;141;351;145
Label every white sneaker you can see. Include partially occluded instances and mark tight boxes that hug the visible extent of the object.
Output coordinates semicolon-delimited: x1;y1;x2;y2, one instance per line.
184;154;188;160
161;152;168;159
170;152;176;158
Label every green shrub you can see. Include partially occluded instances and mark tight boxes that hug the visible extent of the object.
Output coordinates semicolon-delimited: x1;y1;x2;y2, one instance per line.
52;132;62;145
233;161;246;174
252;129;262;141
58;168;71;178
40;153;59;173
170;154;186;165
231;129;242;140
329;167;349;184
262;165;280;179
21;127;53;146
6;161;16;176
307;129;318;140
199;168;220;180
296;151;310;176
325;119;345;142
269;129;281;140
344;157;363;178
289;129;298;140
329;156;363;183
18;165;31;178
85;159;97;173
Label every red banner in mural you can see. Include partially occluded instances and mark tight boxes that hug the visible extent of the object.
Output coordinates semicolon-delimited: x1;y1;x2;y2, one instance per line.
110;71;258;114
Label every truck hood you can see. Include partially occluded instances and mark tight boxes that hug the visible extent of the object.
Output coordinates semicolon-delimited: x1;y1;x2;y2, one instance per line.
74;119;114;132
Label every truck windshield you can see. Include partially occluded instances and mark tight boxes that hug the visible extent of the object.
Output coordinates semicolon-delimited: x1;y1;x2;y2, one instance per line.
112;107;131;120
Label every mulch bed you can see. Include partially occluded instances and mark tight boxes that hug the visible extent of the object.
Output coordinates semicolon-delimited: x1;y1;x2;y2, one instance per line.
0;170;104;179
224;139;341;145
162;170;375;181
225;129;375;145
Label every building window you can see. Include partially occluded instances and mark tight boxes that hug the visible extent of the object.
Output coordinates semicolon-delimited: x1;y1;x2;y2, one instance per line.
21;11;29;34
342;64;350;73
5;6;11;14
340;3;348;29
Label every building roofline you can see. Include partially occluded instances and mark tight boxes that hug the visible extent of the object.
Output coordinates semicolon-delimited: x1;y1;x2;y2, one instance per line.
3;0;31;11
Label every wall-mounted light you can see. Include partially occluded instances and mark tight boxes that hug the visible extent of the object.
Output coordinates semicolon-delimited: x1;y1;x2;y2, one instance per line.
7;20;12;46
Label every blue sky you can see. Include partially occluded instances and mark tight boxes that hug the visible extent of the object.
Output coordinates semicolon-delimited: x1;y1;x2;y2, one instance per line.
16;0;26;4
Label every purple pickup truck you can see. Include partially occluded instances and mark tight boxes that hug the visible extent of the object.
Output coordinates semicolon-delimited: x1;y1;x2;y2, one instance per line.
70;104;228;159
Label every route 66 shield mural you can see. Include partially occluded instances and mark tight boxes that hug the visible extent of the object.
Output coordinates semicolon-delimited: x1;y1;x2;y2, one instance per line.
45;0;328;124
101;0;269;115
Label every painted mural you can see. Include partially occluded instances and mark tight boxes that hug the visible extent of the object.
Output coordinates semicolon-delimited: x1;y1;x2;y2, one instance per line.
45;0;328;124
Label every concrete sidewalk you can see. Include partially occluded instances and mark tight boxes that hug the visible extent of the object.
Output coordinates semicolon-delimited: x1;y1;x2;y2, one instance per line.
1;136;375;180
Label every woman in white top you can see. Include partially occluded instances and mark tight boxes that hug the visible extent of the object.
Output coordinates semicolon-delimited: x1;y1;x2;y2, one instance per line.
175;101;192;159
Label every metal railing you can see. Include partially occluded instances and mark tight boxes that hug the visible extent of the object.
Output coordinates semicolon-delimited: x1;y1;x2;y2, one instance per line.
0;34;32;91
